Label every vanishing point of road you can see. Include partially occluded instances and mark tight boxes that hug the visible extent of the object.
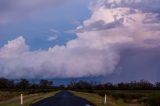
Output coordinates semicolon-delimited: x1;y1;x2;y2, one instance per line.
32;91;95;106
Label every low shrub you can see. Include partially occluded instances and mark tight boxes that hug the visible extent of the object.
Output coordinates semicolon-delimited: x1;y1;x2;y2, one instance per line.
147;92;160;106
95;90;146;102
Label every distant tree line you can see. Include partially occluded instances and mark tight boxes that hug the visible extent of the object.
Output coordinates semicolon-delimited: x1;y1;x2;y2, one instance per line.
67;80;160;90
0;77;56;92
0;78;160;91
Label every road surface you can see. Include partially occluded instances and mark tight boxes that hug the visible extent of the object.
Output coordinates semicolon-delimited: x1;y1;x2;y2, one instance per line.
31;91;95;106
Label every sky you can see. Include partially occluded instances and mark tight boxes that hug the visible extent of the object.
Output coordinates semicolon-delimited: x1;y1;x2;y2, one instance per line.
0;0;160;83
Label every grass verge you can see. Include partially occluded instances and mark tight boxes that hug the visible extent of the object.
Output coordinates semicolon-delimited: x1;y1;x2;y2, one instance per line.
71;91;144;106
0;91;59;106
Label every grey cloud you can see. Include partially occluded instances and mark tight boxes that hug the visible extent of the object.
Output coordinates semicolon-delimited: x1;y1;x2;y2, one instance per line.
102;0;160;13
0;0;69;25
77;19;123;32
116;47;160;82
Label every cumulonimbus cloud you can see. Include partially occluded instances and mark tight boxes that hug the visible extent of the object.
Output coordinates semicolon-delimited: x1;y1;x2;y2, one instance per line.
0;0;160;78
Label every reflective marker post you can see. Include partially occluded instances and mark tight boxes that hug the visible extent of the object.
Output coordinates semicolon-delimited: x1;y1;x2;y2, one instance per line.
104;94;107;104
21;94;23;105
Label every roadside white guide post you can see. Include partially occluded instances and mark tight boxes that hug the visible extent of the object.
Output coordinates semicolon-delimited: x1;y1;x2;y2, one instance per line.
104;94;107;104
21;94;23;105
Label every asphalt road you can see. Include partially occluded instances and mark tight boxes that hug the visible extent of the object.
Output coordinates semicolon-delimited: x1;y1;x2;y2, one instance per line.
31;91;95;106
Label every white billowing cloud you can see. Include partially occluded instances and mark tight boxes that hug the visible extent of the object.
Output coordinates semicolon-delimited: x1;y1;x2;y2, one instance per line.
83;0;160;48
0;36;119;78
0;0;160;78
0;37;29;58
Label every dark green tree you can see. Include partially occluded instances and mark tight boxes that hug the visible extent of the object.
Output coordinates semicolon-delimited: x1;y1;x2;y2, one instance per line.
39;80;53;89
17;79;30;90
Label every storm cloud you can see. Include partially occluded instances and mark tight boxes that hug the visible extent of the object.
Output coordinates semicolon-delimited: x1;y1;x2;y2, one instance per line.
0;0;160;78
